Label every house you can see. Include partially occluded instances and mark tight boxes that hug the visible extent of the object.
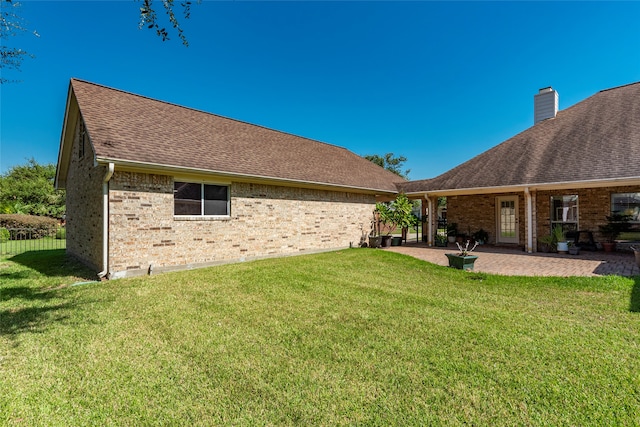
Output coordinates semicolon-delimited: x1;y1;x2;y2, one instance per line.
55;79;404;278
400;82;640;252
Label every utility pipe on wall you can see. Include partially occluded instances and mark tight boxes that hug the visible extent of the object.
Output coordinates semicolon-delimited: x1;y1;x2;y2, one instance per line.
98;163;114;279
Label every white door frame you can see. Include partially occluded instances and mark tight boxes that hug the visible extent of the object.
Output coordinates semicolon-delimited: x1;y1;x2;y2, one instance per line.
496;196;519;244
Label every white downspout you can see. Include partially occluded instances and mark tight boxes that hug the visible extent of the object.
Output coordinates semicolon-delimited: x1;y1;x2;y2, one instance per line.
427;195;433;247
97;163;115;279
525;187;533;253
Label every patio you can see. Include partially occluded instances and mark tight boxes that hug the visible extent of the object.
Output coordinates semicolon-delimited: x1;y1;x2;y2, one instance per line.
385;242;640;277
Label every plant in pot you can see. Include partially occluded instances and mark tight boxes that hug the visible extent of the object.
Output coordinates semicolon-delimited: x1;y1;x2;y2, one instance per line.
538;233;554;253
434;232;448;247
552;225;568;253
568;241;580;255
471;228;489;245
376;193;417;247
445;240;479;271
598;214;633;252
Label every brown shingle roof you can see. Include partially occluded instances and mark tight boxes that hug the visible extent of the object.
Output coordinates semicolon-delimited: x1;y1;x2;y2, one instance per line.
400;81;640;194
69;79;404;192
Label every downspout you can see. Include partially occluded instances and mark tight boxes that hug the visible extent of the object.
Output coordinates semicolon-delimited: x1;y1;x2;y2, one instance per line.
525;187;533;253
97;163;115;279
426;195;433;246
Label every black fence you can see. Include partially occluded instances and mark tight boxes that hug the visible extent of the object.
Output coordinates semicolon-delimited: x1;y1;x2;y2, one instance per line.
0;227;66;256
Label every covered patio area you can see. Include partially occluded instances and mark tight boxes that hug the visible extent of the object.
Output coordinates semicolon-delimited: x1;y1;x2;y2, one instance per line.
386;242;640;277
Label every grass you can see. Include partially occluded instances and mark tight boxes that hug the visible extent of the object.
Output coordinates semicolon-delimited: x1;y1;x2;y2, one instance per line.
1;249;639;426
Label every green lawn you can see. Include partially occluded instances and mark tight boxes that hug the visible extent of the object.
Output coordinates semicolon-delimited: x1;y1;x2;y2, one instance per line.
1;249;639;426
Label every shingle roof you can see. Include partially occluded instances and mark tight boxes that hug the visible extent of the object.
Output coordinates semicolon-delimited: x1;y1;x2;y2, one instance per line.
400;81;640;194
68;79;404;192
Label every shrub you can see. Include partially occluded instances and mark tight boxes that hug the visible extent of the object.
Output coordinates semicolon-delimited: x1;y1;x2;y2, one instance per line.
55;227;66;240
0;227;9;243
0;214;59;239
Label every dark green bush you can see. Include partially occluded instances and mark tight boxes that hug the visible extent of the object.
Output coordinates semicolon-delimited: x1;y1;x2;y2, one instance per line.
0;214;59;239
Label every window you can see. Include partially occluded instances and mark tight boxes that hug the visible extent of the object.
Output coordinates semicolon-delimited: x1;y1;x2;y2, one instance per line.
174;182;229;216
78;120;86;159
551;195;578;232
611;192;640;223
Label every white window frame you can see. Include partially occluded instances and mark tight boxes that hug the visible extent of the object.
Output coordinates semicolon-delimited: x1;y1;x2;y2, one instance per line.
173;180;230;220
611;192;640;223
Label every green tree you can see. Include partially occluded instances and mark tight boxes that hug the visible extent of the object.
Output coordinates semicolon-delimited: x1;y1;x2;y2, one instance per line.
0;158;65;218
1;0;197;83
364;153;410;179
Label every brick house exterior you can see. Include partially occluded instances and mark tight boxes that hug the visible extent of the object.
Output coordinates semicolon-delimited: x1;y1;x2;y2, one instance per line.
401;83;640;252
56;79;403;278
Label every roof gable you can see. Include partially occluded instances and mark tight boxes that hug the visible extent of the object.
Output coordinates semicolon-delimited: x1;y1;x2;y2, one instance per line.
59;79;404;192
401;81;640;194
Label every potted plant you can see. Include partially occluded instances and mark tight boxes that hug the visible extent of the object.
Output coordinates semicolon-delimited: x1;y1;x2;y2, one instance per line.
553;225;568;253
376;193;417;248
471;228;489;245
434;232;448;247
447;223;458;243
445;240;479;270
568;241;580;255
538;233;554;253
599;214;633;252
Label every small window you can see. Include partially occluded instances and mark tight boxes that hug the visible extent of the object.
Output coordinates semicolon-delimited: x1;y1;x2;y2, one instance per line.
551;195;578;232
174;182;229;216
78;120;86;159
611;192;640;223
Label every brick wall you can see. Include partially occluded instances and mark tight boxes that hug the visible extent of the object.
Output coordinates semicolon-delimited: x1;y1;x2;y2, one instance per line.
65;117;105;271
446;193;525;245
536;186;640;242
445;186;640;251
107;172;375;277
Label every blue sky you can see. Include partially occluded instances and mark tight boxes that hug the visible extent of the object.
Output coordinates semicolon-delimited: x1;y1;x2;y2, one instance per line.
1;1;639;179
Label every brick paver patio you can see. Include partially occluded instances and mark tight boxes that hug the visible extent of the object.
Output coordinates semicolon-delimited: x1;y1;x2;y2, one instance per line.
385;242;640;277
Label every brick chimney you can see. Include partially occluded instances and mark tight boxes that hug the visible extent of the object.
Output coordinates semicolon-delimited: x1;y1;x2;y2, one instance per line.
534;87;558;124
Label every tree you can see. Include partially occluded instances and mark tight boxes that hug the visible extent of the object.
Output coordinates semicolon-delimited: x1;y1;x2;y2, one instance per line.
0;0;38;84
1;0;197;83
364;153;410;179
138;0;197;47
0;158;65;218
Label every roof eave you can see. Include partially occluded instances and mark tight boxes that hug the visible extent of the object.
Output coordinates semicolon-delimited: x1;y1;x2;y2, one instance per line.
95;157;400;195
404;176;640;197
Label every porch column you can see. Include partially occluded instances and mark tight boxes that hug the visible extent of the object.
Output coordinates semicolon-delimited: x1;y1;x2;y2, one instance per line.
427;195;433;246
525;187;533;253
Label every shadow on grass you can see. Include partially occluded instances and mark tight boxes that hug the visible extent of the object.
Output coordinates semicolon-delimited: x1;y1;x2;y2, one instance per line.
631;276;640;313
7;249;96;280
0;303;73;337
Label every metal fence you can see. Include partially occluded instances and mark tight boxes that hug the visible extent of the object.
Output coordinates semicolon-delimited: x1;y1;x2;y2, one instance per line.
0;227;66;256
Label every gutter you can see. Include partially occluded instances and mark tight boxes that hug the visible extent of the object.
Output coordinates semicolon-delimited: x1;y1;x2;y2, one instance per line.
97;162;115;279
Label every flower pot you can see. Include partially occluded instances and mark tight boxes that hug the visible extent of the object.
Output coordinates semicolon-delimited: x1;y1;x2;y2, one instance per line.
368;236;381;248
569;246;580;255
380;235;393;248
557;241;569;254
448;236;456;243
445;253;478;271
391;236;403;246
602;242;616;252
